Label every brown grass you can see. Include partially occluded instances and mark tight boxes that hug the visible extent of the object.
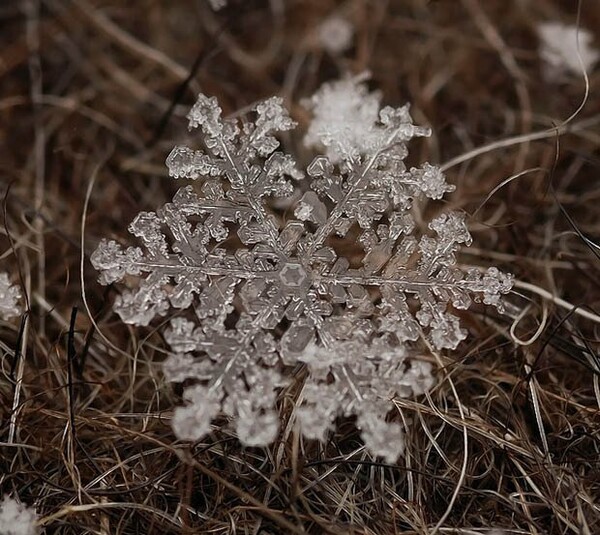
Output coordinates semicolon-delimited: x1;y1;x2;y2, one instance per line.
1;0;600;533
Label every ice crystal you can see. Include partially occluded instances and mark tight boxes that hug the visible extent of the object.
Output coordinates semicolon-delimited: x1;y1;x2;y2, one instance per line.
0;273;22;321
0;496;38;535
91;78;512;461
537;21;599;80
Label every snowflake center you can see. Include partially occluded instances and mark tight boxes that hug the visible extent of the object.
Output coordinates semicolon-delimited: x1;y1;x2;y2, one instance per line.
279;262;308;288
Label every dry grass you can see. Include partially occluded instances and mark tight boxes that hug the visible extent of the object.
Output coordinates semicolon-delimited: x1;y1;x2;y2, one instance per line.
1;0;600;533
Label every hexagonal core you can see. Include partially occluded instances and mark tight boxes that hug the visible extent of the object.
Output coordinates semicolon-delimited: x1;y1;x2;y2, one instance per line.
279;263;308;288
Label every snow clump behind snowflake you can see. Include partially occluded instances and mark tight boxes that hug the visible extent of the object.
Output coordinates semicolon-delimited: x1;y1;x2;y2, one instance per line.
91;76;512;462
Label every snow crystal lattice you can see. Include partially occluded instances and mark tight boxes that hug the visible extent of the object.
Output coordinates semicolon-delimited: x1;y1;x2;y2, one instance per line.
91;78;512;462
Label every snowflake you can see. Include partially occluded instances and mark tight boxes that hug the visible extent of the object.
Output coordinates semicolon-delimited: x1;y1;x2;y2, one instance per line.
0;273;22;321
537;21;599;80
91;78;512;461
0;496;38;535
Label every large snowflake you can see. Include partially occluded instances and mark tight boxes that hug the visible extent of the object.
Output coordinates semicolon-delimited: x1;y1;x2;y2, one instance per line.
91;77;512;461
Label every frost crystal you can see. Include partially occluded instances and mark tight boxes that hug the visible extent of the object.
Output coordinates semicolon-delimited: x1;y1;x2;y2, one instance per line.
0;496;38;535
92;79;512;461
0;273;22;320
537;22;599;80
